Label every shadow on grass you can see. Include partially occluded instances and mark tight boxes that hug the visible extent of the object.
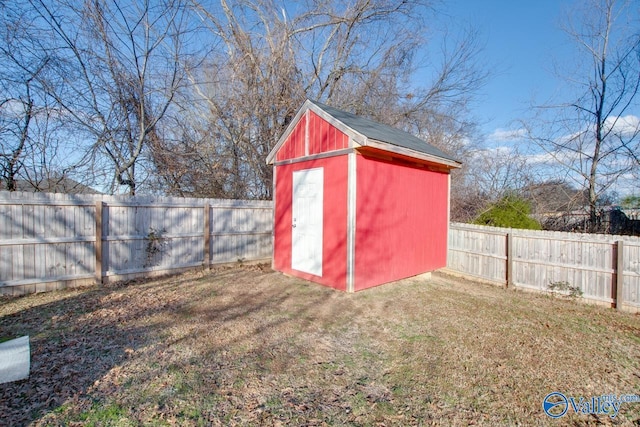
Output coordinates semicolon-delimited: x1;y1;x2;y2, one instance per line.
0;266;355;425
3;266;640;425
0;274;196;424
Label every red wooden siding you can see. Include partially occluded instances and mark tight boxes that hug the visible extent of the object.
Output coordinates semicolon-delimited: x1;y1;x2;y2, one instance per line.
273;156;348;290
354;154;449;291
307;111;349;155
276;111;349;162
276;113;307;162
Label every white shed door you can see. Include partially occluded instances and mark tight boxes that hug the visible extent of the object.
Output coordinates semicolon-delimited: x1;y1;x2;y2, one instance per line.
292;168;323;276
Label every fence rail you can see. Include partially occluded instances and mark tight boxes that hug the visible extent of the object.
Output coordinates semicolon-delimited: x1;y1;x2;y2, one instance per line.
2;191;639;313
0;191;272;295
447;222;640;312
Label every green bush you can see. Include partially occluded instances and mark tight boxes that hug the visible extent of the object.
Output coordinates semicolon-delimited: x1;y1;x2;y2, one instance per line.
474;196;541;230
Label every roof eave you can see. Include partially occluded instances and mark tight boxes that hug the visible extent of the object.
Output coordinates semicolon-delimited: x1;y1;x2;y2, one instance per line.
362;138;462;169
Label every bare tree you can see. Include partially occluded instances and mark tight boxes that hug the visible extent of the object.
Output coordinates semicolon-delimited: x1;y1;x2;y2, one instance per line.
0;3;52;191
522;180;587;214
156;0;486;199
0;65;40;191
2;0;486;198
524;0;640;231
450;147;533;222
29;0;193;195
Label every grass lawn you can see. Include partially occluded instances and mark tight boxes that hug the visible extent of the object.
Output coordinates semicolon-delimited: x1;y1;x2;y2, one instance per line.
1;264;639;426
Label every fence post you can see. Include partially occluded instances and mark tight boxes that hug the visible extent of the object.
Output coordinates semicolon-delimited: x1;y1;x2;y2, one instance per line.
203;203;211;269
95;201;104;285
506;232;513;288
616;240;624;311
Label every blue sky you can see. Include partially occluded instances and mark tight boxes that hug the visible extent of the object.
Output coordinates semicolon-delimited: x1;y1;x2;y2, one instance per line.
443;0;574;141
435;0;640;197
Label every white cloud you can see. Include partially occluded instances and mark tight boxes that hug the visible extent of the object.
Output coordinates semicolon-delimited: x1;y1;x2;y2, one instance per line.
0;99;29;119
459;136;473;147
604;115;640;138
526;152;556;164
488;127;527;142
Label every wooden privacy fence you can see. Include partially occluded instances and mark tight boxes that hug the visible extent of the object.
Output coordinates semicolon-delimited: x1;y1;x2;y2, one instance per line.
3;191;639;312
448;222;640;312
0;192;272;295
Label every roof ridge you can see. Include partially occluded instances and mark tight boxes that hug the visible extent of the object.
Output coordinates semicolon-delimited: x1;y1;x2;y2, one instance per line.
307;99;459;163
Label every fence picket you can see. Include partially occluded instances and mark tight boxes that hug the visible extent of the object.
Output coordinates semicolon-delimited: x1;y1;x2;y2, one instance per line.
448;222;640;311
3;191;637;312
0;192;273;295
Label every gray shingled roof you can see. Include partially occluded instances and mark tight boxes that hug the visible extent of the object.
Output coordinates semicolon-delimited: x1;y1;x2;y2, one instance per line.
309;100;458;162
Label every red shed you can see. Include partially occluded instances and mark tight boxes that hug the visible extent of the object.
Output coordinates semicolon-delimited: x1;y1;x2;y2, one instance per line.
266;100;461;292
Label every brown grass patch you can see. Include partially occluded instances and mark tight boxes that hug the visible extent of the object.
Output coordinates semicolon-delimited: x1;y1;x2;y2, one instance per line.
1;265;639;425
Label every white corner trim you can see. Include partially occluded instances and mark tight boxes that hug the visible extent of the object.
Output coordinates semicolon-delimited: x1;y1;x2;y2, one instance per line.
447;173;451;256
346;151;357;293
304;109;309;156
271;166;277;270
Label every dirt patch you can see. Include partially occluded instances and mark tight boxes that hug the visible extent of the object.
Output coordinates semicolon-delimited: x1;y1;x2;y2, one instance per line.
1;265;639;425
